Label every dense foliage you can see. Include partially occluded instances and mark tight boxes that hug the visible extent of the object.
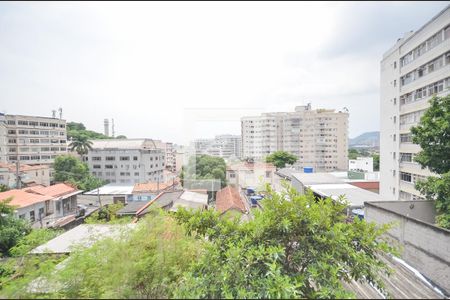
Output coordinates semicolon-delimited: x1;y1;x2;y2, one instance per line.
411;95;450;228
84;203;132;224
181;155;227;188
1;186;397;298
265;151;297;169
173;184;396;298
53;155;105;191
67;122;108;140
69;135;93;157
0;200;30;257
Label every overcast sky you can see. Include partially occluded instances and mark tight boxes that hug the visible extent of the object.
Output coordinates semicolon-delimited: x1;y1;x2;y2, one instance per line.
0;1;448;145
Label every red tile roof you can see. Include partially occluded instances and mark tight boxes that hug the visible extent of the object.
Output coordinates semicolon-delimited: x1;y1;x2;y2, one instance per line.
216;186;246;214
133;180;178;193
0;162;48;172
0;189;53;208
25;183;79;198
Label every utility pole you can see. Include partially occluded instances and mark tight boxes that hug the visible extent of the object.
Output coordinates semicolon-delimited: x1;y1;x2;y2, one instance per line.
15;156;21;189
97;185;103;208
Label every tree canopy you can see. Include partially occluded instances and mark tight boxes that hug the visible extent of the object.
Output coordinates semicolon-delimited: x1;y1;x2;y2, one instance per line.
0;199;31;257
181;155;227;188
411;94;450;228
53;155;105;191
67;122;108;140
265;151;298;169
0;185;397;298
69;135;93;157
173;184;396;298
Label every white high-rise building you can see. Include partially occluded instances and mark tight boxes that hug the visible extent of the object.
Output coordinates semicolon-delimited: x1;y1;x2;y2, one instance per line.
0;113;67;165
85;139;165;184
241;104;349;172
380;6;450;201
193;135;242;160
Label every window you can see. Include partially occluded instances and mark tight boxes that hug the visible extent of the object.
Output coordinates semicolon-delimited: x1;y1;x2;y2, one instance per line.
400;133;412;143
106;156;115;161
400;172;412;182
19;214;25;219
7;120;16;125
30;211;35;222
38;207;44;218
400;153;412;163
445;25;450;40
8;130;16;134
134;172;139;176
393;61;397;69
8;138;16;143
265;171;271;178
18;120;29;125
393;152;396;159
393;116;396;124
393;134;396;142
393;80;397;87
120;156;130;161
20;155;30;161
133;156;138;161
393;98;397;105
105;165;113;169
93;165;101;169
30;155;40;160
29;121;38;126
30;139;39;144
92;157;101;161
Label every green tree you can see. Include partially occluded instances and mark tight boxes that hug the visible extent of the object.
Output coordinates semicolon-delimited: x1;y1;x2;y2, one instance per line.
372;154;380;171
348;148;359;160
12;211;202;299
181;155;227;188
0;184;8;192
411;94;450;228
265;151;298;169
0;199;31;256
173;184;396;299
67;121;108;140
69;134;93;158
9;228;61;257
53;155;105;191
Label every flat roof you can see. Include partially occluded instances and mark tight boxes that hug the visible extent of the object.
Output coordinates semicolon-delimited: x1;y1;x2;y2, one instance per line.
291;173;344;185
89;139;162;150
84;183;134;195
31;224;136;254
308;183;383;207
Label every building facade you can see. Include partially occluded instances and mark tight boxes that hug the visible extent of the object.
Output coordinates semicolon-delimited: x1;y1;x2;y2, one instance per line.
85;139;165;184
380;6;450;201
348;157;374;173
0;162;51;188
0;113;67;165
193;134;241;160
241;104;348;172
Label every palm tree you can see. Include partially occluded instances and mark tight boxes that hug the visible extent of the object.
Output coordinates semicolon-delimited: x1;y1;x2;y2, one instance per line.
69;134;93;160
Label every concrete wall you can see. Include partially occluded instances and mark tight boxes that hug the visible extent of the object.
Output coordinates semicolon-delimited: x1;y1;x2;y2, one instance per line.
365;201;450;294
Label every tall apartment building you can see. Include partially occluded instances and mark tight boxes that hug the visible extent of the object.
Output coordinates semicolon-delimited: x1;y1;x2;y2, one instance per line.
85;139;165;184
152;140;177;172
380;6;450;201
0;113;67;165
193;134;241;160
241;104;348;172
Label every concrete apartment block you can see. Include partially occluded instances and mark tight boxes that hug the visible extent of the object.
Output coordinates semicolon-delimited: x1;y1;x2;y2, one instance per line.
0;113;67;165
380;5;450;201
241;104;348;172
85;139;165;184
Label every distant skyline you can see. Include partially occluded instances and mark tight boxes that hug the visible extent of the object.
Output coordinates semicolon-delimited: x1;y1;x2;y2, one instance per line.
0;1;448;145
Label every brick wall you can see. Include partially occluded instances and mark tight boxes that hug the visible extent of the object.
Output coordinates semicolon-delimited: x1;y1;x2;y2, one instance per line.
365;203;450;294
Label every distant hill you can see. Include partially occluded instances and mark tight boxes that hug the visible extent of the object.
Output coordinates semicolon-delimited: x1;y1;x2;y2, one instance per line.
349;131;379;148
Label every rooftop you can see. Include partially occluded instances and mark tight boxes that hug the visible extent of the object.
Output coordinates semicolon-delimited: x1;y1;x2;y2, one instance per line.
0;162;49;173
31;224;136;254
26;183;81;198
89;139;162;150
84;183;134;195
133;180;178;193
227;162;276;171
216;186;246;214
0;189;53;209
136;190;184;216
116;201;150;216
308;183;383;207
291;173;344;185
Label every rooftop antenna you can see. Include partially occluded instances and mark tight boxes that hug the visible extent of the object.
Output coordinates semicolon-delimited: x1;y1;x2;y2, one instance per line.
52;109;56;118
111;118;115;138
58;107;63;119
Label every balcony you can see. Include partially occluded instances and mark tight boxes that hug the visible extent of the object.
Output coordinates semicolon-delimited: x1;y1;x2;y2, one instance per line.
399;161;434;177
